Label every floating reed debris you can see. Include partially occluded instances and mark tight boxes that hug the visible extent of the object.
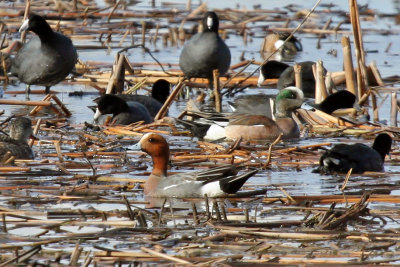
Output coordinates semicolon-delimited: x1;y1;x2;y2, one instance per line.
0;0;400;265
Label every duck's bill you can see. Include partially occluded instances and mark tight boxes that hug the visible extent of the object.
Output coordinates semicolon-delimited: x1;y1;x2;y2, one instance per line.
127;142;141;151
93;108;102;121
19;19;30;33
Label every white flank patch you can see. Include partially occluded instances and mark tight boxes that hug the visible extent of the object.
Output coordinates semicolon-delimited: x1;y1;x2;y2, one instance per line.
204;124;226;141
200;180;223;197
257;68;266;87
269;97;275;120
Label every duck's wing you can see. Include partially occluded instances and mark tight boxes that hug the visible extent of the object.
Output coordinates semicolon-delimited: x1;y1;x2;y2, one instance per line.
196;164;258;194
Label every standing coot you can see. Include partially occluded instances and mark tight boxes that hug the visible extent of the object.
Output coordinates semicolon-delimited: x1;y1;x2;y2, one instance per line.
179;11;231;86
10;14;78;96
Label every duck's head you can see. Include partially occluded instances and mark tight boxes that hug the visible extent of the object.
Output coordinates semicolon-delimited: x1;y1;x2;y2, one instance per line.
275;87;304;118
138;133;170;159
19;14;53;38
9;117;34;142
94;94;128;120
257;60;290;87
372;133;392;161
202;11;219;33
276;32;303;54
152;79;170;104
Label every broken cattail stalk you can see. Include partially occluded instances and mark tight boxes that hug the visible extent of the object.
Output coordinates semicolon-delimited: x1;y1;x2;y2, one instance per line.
20;0;30;43
316;17;332;49
141;247;192;265
0;99;52;106
51;94;72;117
106;53;125;94
213;69;221;112
263;133;283;169
391;92;397;126
314;60;328;104
341;36;357;98
141;21;146;46
341;168;352;191
349;0;368;101
53;140;64;162
293;63;302;90
69;242;83;266
107;0;121;22
369;61;384;86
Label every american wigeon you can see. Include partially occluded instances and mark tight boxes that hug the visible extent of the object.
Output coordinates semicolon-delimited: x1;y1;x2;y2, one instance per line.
134;133;257;198
179;11;231;83
94;94;152;125
10;14;77;96
258;61;326;98
260;32;302;60
231;89;356;118
205;87;304;141
316;133;392;174
0;117;35;159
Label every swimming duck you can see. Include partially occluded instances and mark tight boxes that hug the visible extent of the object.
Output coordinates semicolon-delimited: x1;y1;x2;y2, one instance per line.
10;14;78;96
230;89;356;117
134;133;257;198
0;117;35;159
260;32;302;60
179;11;231;84
204;87;304;141
316;133;392;174
258;61;326;98
94;94;152;125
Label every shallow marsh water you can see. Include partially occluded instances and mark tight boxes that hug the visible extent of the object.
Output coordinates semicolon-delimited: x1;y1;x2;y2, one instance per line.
2;0;400;265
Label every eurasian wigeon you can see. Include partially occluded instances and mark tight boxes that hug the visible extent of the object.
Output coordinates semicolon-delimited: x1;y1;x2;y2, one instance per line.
94;94;152;125
316;133;392;174
0;117;35;159
179;11;231;84
134;133;257;198
260;32;302;61
205;87;303;141
258;61;327;98
10;14;77;97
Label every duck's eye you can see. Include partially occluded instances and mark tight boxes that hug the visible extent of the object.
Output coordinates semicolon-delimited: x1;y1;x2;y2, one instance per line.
148;138;154;143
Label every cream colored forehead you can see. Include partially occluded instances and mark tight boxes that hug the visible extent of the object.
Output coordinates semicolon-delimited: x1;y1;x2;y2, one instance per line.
139;133;153;145
285;86;304;98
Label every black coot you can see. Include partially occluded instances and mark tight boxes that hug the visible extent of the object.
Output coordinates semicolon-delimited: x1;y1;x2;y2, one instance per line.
10;14;78;96
179;11;231;85
94;94;152;125
316;133;392;174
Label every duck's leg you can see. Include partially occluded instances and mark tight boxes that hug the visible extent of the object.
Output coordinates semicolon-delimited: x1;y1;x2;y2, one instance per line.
25;84;30;99
45;86;50;94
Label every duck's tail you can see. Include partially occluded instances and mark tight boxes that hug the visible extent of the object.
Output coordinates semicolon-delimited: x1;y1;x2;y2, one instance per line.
219;169;258;194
